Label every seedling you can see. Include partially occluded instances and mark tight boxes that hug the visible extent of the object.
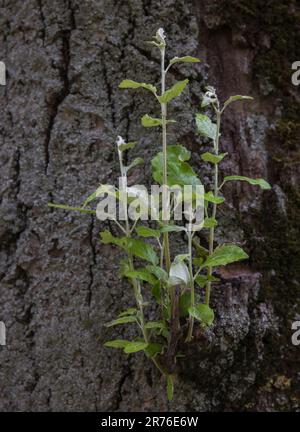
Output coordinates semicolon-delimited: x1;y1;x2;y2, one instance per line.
48;29;271;401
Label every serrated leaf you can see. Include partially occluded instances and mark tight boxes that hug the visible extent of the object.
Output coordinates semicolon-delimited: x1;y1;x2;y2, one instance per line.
151;145;201;187
118;307;137;317
141;114;176;127
167;375;174;401
223;95;253;111
203;217;217;228
203;244;249;268
105;316;137;327
119;79;157;94
123;341;148;354
203;191;225;204
189;304;214;325
201;152;228;164
135;226;161;239
125;268;157;285
104;340;129;349
127;238;158;265
158;79;189;103
223;175;271;190
196;113;217;140
169;261;190;286
170;56;201;65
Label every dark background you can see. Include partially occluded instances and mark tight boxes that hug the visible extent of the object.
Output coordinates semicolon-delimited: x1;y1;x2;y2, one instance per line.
0;0;299;411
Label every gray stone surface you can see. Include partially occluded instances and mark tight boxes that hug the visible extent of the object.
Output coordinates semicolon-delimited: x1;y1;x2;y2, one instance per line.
0;0;299;411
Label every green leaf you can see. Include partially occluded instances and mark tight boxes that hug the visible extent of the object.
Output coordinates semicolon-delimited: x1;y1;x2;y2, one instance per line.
179;291;200;317
146;265;168;282
170;56;201;65
203;191;225;204
48;203;96;215
105;316;137;327
151;282;162;303
151;145;201;187
167;375;174;401
174;254;190;263
169;261;190;286
160;224;187;233
194;274;220;288
125;268;157;285
145;343;163;358
203;244;248;268
193;240;209;260
123;341;148;354
118;307;137;317
100;230;127;248
126;157;144;172
135;226;161;239
104;340;129;349
118;141;137;152
196;113;217;140
223;175;271;190
193;257;204;267
201;152;228;164
189;304;214;325
127;238;158;265
203;217;217;228
223;95;253;111
141;114;176;127
82;185;117;208
145;321;165;329
119;79;157;94
158;79;189;103
119;259;131;278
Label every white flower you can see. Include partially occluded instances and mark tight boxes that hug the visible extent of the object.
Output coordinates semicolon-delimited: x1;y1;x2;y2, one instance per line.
116;135;125;148
156;28;166;44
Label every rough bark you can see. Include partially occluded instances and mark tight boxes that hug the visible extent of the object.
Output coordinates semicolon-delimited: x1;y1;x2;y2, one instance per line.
0;0;299;411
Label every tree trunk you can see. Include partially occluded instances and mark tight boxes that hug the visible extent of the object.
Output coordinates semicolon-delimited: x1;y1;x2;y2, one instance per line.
0;0;299;411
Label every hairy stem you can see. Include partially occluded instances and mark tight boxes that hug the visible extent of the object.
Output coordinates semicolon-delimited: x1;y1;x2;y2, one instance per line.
205;109;221;305
160;46;171;276
186;229;195;342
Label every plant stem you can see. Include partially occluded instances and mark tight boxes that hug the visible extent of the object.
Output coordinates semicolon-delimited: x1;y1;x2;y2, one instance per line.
47;203;96;215
186;229;195;342
205;109;221;306
160;45;171;275
117;144;166;377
